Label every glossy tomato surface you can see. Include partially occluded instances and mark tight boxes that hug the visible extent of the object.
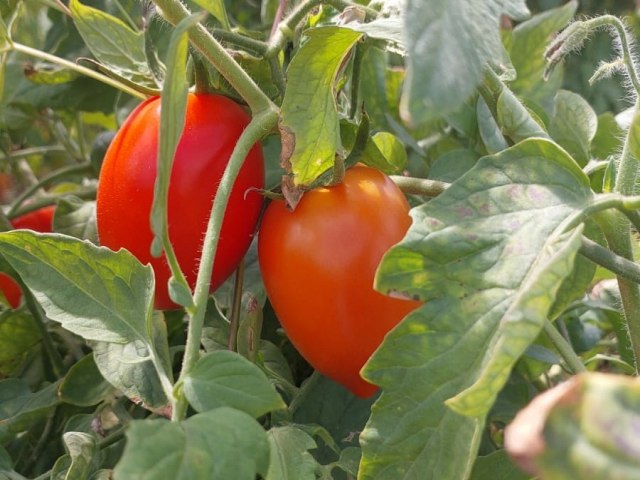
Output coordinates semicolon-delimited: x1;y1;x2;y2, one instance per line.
96;94;264;309
1;205;56;308
258;165;420;397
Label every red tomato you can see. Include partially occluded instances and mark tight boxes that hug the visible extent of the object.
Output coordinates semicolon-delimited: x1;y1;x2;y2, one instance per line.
11;205;55;232
258;165;421;397
96;93;264;310
1;205;56;308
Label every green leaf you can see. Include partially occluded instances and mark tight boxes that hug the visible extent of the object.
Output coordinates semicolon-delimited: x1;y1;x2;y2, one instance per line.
496;89;549;143
0;379;60;443
69;0;155;87
52;432;99;480
0;445;28;480
592;112;623;160
280;26;363;186
0;232;153;344
265;426;318;480
477;98;508;154
549;90;597;166
470;450;532;480
59;353;115;407
23;63;79;85
113;408;270;480
53;197;98;243
361;132;407;174
428;149;479;183
505;373;640;479
182;350;285;417
0;232;169;408
0;309;41;376
360;138;593;479
192;0;230;30
150;12;202;275
401;0;529;124
508;1;578;109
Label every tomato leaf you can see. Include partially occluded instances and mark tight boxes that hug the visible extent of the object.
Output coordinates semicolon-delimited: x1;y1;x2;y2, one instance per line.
549;90;598;166
361;132;407;174
496;88;549;143
470;450;531;480
68;0;155;88
113;408;270;480
280;26;363;186
265;426;319;480
191;0;230;30
0;379;60;443
508;1;578;109
58;353;115;407
0;310;41;376
51;432;99;480
505;373;640;479
360;138;593;479
182;350;285;417
0;445;27;480
0;231;170;409
53;197;98;243
401;0;529;125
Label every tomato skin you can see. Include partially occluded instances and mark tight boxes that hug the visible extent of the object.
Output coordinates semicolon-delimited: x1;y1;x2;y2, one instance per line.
1;205;56;308
96;93;264;310
258;165;420;397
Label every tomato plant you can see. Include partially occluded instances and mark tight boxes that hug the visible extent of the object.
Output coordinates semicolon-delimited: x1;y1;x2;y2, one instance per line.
259;165;420;397
96;93;264;309
5;0;640;479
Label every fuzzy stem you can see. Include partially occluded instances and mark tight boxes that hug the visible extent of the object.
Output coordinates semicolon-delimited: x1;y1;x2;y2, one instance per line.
580;236;640;284
390;176;449;197
543;320;587;374
172;107;278;421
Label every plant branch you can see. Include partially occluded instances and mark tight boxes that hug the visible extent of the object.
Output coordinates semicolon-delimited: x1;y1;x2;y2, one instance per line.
172;107;278;421
227;260;245;352
9;187;96;218
580;236;640;284
8;163;93;217
0;146;67;163
390;175;449;197
8;42;147;100
543;320;587;374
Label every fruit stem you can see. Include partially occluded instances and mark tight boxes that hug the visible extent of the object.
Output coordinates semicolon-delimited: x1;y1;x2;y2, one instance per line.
172;106;279;421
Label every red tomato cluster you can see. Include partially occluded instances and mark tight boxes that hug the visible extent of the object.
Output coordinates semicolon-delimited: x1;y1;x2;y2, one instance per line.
96;93;265;310
0;205;56;308
258;165;420;397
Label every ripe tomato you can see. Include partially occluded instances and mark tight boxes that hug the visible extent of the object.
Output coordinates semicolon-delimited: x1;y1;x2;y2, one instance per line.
258;165;420;397
96;93;264;310
1;205;56;308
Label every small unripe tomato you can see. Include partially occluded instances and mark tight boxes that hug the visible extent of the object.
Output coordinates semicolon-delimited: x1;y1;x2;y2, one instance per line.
96;93;264;310
258;165;420;397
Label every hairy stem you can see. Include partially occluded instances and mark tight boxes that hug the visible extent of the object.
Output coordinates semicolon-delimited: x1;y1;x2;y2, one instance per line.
172;108;278;421
390;175;449;197
543;320;587;374
580;236;640;284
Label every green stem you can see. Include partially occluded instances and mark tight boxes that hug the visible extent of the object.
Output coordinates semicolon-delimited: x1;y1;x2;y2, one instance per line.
543;320;587;374
172;107;278;421
8;163;93;217
227;260;245;352
211;28;268;55
9;187;96;218
22;289;66;378
349;43;366;120
0;146;67;162
390;175;449;197
598;210;640;372
580;236;640;284
614;99;640;196
152;0;274;114
8;43;147;100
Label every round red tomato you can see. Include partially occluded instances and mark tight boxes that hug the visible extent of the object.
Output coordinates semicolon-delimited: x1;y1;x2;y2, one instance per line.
1;205;56;308
96;93;264;310
258;165;421;397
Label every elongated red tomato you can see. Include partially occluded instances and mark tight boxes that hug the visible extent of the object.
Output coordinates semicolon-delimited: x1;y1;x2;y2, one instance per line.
96;94;264;309
1;205;56;308
258;165;420;397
